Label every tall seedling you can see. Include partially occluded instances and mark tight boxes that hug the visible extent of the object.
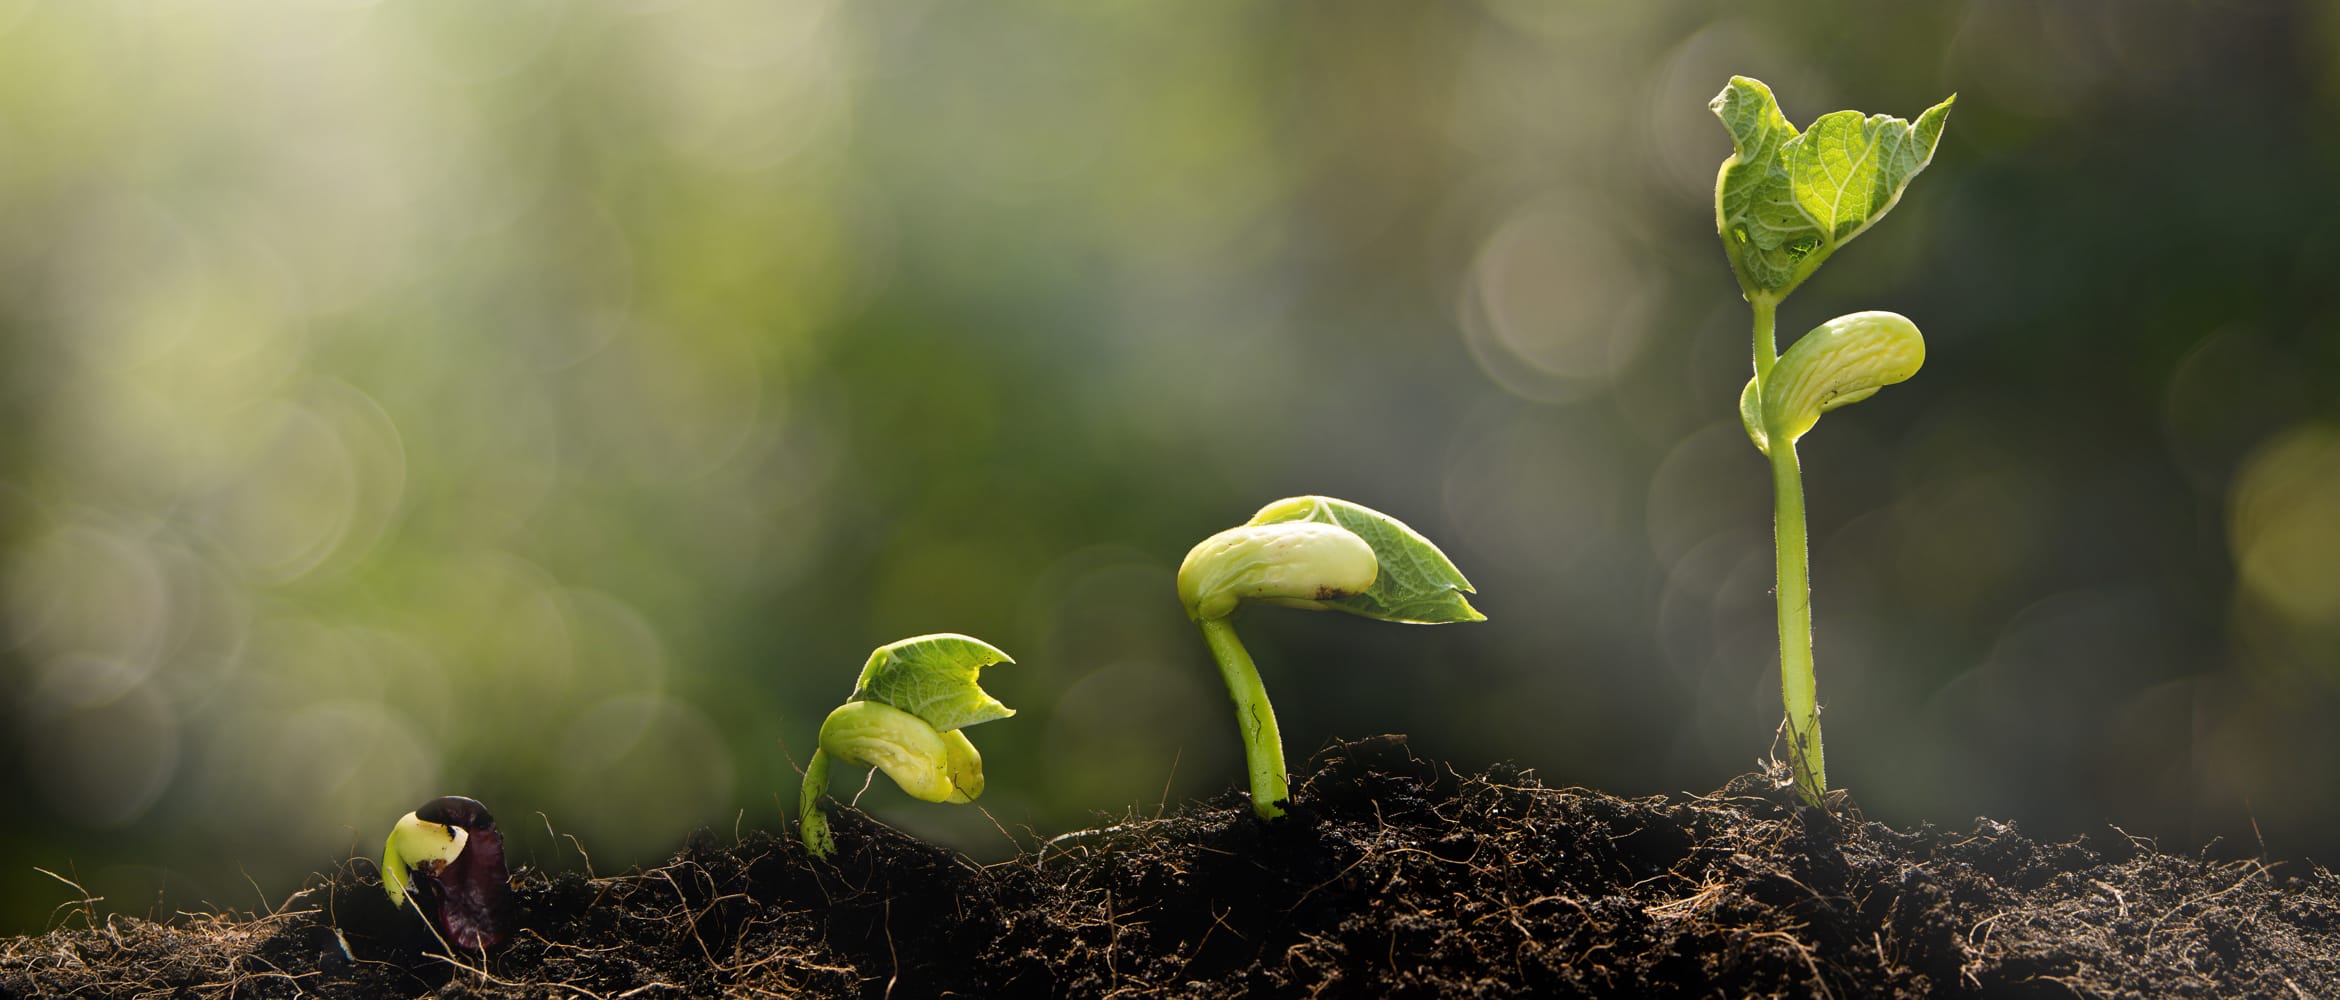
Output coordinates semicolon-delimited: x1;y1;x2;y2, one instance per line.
1711;77;1953;805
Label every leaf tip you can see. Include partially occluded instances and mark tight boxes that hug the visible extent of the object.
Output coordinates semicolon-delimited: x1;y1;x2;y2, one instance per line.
1710;75;1764;110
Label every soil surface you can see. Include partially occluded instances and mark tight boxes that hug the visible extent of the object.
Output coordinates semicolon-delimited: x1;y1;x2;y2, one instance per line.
4;736;2335;998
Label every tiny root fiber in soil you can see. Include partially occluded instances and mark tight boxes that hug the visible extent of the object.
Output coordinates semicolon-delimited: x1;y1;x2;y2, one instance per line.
4;737;2335;998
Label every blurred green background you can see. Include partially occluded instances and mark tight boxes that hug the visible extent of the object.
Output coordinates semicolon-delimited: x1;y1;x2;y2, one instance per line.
5;0;2340;933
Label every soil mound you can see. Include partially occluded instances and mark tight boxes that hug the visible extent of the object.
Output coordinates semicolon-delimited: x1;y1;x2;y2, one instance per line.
6;736;2334;997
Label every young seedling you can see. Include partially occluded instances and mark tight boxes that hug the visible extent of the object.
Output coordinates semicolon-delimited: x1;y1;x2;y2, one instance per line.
381;795;513;951
1178;495;1483;819
798;633;1015;859
1711;76;1953;805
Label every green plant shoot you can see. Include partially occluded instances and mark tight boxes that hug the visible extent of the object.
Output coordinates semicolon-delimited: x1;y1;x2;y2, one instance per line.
1178;496;1483;819
1713;76;1952;805
798;633;1015;859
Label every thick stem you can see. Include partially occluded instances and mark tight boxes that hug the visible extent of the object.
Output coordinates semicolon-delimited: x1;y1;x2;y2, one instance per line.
799;749;836;858
1751;294;1779;382
1769;438;1825;805
1198;616;1288;819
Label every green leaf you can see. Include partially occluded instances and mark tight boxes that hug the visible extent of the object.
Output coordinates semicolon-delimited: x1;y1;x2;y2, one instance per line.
1247;496;1484;624
1790;105;1953;247
1758;311;1925;446
850;633;1015;732
1712;77;1808;295
1712;76;1953;299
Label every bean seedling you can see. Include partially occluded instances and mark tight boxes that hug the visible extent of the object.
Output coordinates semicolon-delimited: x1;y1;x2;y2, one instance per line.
381;795;513;951
1711;76;1953;805
1179;495;1483;819
798;633;1015;858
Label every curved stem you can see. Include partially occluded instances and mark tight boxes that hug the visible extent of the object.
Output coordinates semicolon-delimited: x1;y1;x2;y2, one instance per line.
1769;438;1825;805
1198;616;1288;819
799;748;836;858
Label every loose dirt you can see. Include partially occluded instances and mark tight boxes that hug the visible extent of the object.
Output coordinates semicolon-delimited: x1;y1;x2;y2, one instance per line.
5;736;2334;997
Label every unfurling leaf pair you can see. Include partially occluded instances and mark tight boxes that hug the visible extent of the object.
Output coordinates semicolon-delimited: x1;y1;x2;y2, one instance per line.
799;633;1015;858
1180;496;1483;819
1713;76;1954;303
1712;76;1953;805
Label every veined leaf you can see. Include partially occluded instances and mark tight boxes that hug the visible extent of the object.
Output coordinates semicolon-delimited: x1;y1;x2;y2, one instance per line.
1247;496;1483;624
850;633;1015;733
1712;77;1808;295
1791;106;1953;247
1712;77;1953;299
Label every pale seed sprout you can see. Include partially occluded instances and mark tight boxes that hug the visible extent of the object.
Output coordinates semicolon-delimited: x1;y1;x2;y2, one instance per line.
381;795;512;951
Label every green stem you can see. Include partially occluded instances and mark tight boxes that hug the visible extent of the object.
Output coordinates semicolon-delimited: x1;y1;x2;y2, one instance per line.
1752;293;1823;805
1198;616;1288;819
1769;437;1825;805
799;749;836;858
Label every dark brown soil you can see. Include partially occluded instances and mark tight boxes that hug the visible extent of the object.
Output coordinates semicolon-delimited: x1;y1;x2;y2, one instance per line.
5;737;2335;998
